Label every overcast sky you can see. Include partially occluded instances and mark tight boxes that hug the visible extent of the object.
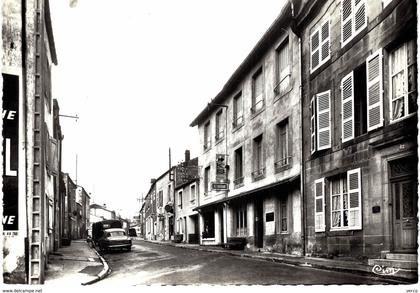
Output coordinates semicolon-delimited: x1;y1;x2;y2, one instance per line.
49;0;286;219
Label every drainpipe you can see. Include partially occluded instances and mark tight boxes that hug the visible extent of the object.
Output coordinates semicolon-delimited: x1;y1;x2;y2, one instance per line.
290;0;306;257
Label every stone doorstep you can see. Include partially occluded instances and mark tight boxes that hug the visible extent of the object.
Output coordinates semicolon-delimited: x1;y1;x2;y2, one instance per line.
368;258;418;270
385;253;418;262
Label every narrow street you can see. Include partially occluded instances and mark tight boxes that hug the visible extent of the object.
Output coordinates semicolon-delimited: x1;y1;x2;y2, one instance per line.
96;240;395;286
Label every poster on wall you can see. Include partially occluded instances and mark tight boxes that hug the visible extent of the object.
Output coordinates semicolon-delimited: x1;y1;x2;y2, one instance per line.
2;73;19;233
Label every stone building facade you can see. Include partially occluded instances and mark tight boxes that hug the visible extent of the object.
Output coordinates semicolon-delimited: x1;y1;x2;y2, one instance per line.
296;0;417;258
190;2;303;254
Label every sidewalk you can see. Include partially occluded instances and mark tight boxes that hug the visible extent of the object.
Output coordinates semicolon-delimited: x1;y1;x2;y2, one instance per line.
141;239;418;283
44;239;109;286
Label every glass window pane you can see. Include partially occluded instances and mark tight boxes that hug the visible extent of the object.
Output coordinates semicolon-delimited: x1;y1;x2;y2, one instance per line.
332;211;341;227
392;98;405;120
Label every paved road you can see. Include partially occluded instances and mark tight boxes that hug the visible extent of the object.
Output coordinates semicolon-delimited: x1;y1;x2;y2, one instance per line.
96;240;394;286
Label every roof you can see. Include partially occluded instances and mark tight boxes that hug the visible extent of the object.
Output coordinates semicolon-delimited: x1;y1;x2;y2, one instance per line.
189;2;292;127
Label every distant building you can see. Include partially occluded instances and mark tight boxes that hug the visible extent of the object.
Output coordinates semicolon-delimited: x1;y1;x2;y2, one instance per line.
76;186;91;238
174;151;200;244
90;203;117;224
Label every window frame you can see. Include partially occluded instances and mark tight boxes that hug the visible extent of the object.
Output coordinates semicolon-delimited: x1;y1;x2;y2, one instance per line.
233;91;244;128
251;67;265;113
310;18;331;73
275;118;291;170
341;0;367;47
215;109;224;141
280;197;288;233
274;38;291;96
389;41;417;123
235;204;248;236
177;190;183;210
204;166;211;195
203;121;211;151
190;183;196;202
252;134;265;180
234;146;244;186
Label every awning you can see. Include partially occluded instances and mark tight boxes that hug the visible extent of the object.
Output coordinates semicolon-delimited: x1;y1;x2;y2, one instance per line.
193;174;300;211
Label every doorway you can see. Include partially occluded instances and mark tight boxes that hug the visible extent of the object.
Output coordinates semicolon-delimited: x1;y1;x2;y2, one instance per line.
254;200;264;248
389;157;418;252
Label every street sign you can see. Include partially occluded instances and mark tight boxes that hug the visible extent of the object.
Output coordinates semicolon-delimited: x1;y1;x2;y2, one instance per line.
211;182;229;191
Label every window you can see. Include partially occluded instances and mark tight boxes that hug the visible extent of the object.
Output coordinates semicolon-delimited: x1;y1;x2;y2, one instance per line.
390;40;417;122
235;205;247;236
341;49;383;142
203;211;215;238
190;184;196;202
314;178;326;232
215;109;224;141
329;168;362;230
158;190;163;207
275;119;290;169
233;92;243;128
204;121;211;150
275;40;290;95
341;0;367;47
310;90;331;153
252;68;264;113
234;147;244;186
204;166;210;195
252;135;265;179
280;198;288;232
310;18;330;72
178;190;183;209
168;184;172;202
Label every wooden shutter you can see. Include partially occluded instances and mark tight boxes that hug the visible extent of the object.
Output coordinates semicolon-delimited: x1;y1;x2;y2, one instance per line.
310;29;320;72
341;0;353;45
317;91;331;150
354;0;367;34
310;96;317;154
314;178;325;232
320;19;330;63
347;168;362;229
367;49;383;131
341;72;354;142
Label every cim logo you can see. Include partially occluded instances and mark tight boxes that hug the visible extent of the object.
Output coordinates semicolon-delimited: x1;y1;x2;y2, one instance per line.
372;264;401;276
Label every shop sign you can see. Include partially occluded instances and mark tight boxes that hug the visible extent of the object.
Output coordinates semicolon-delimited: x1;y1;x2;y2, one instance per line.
2;74;19;232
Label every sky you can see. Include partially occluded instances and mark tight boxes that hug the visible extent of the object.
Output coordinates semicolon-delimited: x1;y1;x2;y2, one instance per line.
49;0;287;219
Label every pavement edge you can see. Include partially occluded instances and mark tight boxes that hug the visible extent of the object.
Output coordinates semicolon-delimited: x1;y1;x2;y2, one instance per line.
81;244;111;286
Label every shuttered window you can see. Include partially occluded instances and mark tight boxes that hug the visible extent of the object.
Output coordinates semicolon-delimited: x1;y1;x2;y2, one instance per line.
310;19;330;72
367;49;383;131
314;178;325;232
316;91;331;150
330;168;362;230
341;0;367;47
347;168;362;229
341;72;354;142
310;96;317;154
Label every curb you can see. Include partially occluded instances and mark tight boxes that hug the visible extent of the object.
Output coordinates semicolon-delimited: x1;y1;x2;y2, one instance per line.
141;239;416;284
81;244;111;286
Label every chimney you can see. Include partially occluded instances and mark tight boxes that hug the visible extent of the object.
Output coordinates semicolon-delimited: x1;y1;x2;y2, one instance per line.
103;203;107;208
185;150;190;162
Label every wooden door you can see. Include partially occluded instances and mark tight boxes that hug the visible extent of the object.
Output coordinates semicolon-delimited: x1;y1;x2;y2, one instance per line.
393;178;418;251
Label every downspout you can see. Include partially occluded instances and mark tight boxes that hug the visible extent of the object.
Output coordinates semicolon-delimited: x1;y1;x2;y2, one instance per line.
290;0;306;257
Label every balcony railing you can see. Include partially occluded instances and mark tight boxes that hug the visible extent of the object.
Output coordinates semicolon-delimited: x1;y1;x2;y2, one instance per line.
233;176;244;186
252;167;265;180
232;115;243;128
251;98;264;114
274;156;292;168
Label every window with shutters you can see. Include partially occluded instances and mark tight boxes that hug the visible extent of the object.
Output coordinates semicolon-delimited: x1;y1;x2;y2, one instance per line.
330;168;362;230
314;178;325;232
341;63;368;143
310;91;331;153
274;39;290;96
233;92;244;128
252;68;264;113
341;0;367;47
310;18;330;73
389;40;417;122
